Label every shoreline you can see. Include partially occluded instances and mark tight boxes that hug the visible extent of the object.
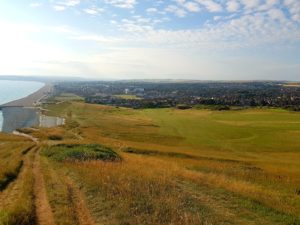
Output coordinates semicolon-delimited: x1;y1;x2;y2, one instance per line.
0;84;52;108
0;82;64;133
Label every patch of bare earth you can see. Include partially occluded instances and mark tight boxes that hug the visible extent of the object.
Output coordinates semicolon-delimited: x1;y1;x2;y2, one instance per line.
33;148;55;225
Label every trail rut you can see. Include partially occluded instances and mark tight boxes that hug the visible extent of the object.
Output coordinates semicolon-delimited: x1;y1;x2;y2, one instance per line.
33;148;55;225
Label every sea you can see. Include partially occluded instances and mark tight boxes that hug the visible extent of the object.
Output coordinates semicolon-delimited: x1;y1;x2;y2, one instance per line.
0;80;44;131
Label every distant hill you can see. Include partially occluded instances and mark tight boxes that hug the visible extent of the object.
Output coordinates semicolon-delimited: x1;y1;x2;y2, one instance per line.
0;75;88;82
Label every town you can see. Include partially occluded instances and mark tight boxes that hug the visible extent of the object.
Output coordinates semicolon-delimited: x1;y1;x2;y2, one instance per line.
53;81;300;110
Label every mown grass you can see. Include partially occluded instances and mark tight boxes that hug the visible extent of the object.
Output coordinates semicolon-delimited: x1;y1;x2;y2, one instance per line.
52;93;84;102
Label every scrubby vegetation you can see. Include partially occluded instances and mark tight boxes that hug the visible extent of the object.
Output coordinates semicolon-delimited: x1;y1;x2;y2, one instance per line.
47;134;63;141
43;144;120;162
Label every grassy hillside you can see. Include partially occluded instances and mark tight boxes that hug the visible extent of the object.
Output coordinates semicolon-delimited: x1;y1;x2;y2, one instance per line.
1;99;300;224
0;133;34;190
0;133;36;225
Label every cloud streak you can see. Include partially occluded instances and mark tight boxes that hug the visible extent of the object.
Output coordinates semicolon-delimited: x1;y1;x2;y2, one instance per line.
0;0;299;80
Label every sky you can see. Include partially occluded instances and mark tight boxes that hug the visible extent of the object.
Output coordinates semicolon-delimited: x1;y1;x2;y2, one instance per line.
0;0;299;80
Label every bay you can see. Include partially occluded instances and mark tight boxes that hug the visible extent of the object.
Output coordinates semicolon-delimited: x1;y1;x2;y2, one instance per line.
0;80;44;131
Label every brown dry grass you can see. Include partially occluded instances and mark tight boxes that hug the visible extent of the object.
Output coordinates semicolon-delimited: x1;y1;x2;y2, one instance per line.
0;133;33;190
0;145;36;225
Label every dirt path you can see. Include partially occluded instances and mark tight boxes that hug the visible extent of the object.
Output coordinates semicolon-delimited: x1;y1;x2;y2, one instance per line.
13;130;39;143
65;177;97;225
33;147;55;225
8;131;96;225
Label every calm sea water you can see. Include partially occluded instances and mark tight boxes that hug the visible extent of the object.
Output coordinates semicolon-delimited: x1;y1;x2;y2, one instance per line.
0;80;44;131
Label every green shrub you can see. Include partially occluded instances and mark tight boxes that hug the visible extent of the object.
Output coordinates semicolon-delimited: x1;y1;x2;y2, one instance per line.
48;134;63;140
43;144;120;162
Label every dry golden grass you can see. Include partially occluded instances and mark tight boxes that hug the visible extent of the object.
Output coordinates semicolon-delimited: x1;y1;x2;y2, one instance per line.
0;145;36;225
0;133;33;190
37;101;300;224
62;155;207;225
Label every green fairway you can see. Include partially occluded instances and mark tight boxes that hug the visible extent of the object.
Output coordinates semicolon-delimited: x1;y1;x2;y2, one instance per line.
142;108;300;153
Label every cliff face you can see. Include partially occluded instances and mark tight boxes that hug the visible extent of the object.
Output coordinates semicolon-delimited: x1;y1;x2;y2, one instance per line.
1;107;39;133
1;107;65;133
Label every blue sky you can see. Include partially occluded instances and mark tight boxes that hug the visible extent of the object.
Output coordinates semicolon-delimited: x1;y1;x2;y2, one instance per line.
0;0;299;80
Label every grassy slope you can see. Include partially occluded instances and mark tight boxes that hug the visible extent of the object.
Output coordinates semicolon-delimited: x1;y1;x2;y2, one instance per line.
1;98;300;224
39;101;300;224
0;134;36;225
0;133;33;190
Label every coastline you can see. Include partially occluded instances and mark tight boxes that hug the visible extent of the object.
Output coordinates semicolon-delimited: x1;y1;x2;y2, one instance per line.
0;83;55;133
0;84;52;108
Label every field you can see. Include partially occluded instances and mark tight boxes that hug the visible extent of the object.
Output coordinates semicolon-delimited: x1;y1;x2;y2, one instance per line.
113;94;142;100
1;98;300;224
284;83;300;87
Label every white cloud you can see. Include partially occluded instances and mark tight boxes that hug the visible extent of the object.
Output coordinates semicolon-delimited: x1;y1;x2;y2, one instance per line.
241;0;260;9
268;8;286;22
284;0;300;22
146;8;158;13
118;17;154;32
196;0;222;12
83;8;105;15
53;5;66;11
184;2;200;12
3;0;300;79
52;0;80;11
104;0;136;9
258;0;279;11
226;0;240;12
165;5;187;17
60;0;80;7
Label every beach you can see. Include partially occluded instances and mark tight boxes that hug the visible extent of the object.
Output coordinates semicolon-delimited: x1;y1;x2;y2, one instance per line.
0;83;64;133
0;84;52;108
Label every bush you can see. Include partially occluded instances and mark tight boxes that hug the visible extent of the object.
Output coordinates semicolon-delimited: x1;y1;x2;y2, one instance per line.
43;144;121;162
48;134;63;140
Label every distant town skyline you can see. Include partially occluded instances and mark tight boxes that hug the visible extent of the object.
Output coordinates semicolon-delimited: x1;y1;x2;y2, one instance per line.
0;0;299;80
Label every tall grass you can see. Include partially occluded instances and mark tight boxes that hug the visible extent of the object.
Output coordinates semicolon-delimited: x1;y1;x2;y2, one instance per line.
0;134;33;190
0;149;36;225
64;155;206;225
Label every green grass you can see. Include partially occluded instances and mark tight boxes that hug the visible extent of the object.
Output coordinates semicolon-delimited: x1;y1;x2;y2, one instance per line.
140;108;300;152
43;144;120;162
113;94;142;100
54;93;84;102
